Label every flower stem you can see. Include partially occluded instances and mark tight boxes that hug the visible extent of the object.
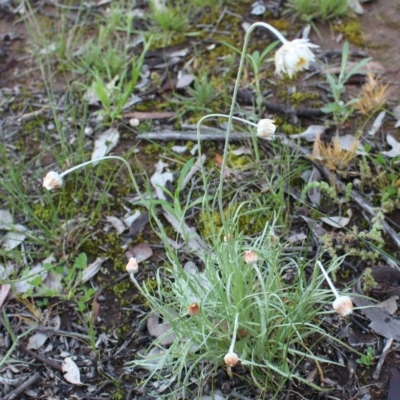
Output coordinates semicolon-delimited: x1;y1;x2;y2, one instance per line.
229;312;239;353
317;261;339;299
216;22;287;229
60;156;142;199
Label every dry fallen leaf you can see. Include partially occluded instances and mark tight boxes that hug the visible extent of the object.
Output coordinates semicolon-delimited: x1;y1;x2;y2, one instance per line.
393;105;400;128
307;166;322;206
382;135;400;158
2;224;27;250
0;209;13;230
301;216;327;240
291;125;327;142
62;357;82;385
368;111;386;136
353;277;400;342
80;257;108;284
106;216;126;234
388;368;400;400
13;265;47;294
176;73;195;89
91;128;120;163
377;296;398;315
320;209;352;228
215;154;232;177
0;284;11;310
147;312;177;346
27;333;48;350
126;243;153;263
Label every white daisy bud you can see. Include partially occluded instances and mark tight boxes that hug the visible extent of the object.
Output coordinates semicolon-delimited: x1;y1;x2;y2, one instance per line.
224;352;239;367
129;118;140;127
275;39;319;78
332;295;353;317
257;119;276;139
126;257;139;274
243;250;258;265
43;171;63;190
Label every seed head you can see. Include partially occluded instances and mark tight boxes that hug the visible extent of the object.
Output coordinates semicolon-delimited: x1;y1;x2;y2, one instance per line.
43;171;63;190
188;303;200;316
332;295;353;317
126;257;139;274
243;250;258;265
224;352;239;367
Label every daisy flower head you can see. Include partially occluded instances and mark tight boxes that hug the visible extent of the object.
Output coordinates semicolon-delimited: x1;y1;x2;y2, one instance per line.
275;39;319;78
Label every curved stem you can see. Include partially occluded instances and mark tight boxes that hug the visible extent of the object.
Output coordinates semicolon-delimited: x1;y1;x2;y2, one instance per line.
228;312;240;353
216;22;287;228
60;156;142;198
317;261;339;299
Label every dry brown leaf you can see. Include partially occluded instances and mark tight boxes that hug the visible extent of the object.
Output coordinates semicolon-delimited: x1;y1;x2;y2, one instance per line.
91;128;120;163
377;296;398;315
382;135;400;158
27;333;48;350
80;257;108;284
106;216;126;234
62;357;82;385
126;243;153;263
0;284;10;309
147;312;177;346
291;125;327;142
0;209;13;230
354;278;400;341
320;209;352;228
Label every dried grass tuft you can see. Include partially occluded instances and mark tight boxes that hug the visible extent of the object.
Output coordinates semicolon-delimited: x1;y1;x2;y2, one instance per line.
308;135;358;172
355;73;390;115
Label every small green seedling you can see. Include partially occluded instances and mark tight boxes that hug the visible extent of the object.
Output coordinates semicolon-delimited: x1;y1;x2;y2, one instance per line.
356;346;375;366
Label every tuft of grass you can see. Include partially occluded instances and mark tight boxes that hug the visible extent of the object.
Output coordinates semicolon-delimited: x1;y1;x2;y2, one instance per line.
149;0;189;34
128;214;352;396
288;0;348;21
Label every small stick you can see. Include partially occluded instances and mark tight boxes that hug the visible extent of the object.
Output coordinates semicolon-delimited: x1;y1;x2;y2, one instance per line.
137;131;245;141
373;337;393;379
4;372;41;400
19;344;63;371
34;326;91;341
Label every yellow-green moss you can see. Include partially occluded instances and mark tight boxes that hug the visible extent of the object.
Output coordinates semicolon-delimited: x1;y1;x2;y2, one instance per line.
269;19;291;32
280;123;303;135
199;202;271;238
289;92;319;106
334;18;365;47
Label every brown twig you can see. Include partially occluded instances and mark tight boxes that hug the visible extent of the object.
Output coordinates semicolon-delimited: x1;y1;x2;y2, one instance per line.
19;344;63;371
3;372;41;400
